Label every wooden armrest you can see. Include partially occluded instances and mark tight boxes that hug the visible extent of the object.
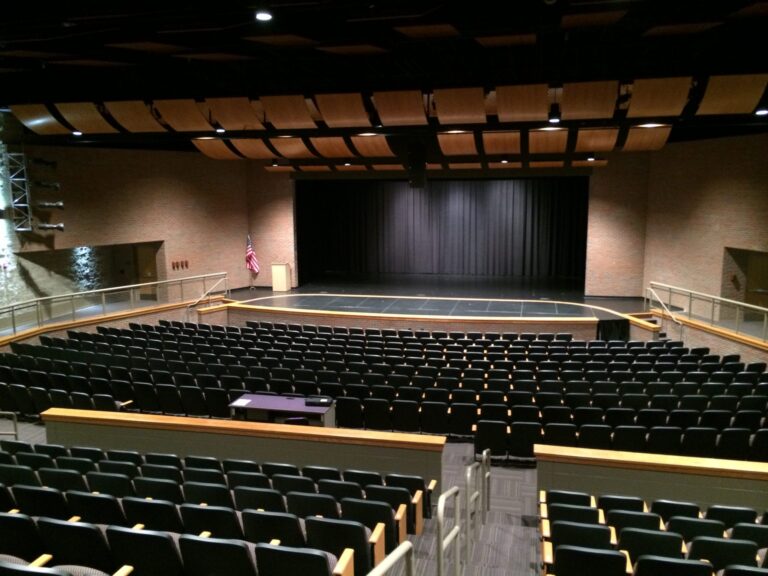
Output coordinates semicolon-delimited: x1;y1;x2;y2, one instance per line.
598;509;606;524
9;509;20;514
427;479;438;492
541;519;550;539
543;540;553;565
619;550;632;574
333;548;354;576
610;526;617;546
30;555;53;568
113;566;134;576
539;490;546;504
132;524;145;531
120;400;133;407
681;541;688;555
590;496;597;507
199;531;211;538
471;423;477;432
412;491;424;535
395;504;407;543
68;516;81;522
370;522;385;566
269;539;281;546
540;502;548;519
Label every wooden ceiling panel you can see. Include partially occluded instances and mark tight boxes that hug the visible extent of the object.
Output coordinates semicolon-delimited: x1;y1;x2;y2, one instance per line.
335;164;368;171
574;128;619;152
572;159;608;167
107;42;186;53
627;77;692;117
55;102;117;134
488;161;523;169
623;126;672;150
530;161;565;168
230;139;274;159
298;165;331;172
561;81;618;119
437;133;478;156
373;91;427;126
245;35;316;47
11;104;71;135
317;45;386;55
264;165;294;172
448;162;482;170
561;11;626;29
496;84;549;122
528;130;568;153
314;93;370;128
475;34;536;47
433;88;487;124
310;137;354;158
395;24;459;38
482;131;521;155
350;136;395;157
192;139;242;160
371;164;404;171
204;97;264;130
103;101;165;132
644;22;720;36
696;74;768;115
269;138;316;159
261;95;316;129
153;99;213;131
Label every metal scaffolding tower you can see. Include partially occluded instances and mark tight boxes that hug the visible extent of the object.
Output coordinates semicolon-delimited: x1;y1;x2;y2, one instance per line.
3;153;33;232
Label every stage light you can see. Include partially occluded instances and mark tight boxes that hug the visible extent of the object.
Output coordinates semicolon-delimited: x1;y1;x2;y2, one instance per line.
37;223;64;231
255;10;273;21
215;127;226;133
37;201;64;209
501;159;509;164
637;123;665;128
72;131;83;136
755;108;768;117
587;155;595;162
548;103;561;124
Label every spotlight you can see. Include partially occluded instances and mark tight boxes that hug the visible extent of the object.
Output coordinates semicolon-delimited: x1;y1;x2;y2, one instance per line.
72;131;82;136
37;201;65;209
255;10;272;21
548;103;561;124
587;155;595;162
755;108;768;117
37;223;65;231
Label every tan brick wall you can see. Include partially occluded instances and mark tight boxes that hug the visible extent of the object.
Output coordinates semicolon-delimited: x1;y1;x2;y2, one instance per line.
245;167;296;289
644;133;768;296
585;153;650;296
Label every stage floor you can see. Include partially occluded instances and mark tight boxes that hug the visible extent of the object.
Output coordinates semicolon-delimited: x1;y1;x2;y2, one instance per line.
231;274;647;320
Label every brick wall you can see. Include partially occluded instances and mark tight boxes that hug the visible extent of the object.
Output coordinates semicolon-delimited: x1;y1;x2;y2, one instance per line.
245;167;296;289
585;153;650;296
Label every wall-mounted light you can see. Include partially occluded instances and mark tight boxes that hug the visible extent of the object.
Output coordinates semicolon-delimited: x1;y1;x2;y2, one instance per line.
37;223;64;231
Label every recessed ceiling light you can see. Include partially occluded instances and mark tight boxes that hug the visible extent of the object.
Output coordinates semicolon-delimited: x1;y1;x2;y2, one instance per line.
587;156;595;162
755;108;768;116
538;126;563;132
72;131;82;136
276;134;293;138
548;103;561;124
500;159;509;164
343;162;351;166
444;130;466;134
357;132;378;137
271;160;278;167
255;10;273;22
215;128;226;133
637;123;665;128
196;136;215;140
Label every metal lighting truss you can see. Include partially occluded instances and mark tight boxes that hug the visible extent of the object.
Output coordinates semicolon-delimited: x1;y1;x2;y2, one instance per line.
3;152;33;232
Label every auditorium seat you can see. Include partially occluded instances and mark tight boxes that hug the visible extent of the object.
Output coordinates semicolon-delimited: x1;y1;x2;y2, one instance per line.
704;505;758;529
179;534;258;576
633;555;713;576
121;496;184;532
180;503;244;539
687;536;758;571
106;525;184;576
619;527;685;564
36;517;117;575
552;544;627;576
254;543;350;576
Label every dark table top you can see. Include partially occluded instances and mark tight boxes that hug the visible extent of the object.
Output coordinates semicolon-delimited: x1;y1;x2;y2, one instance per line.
229;393;333;415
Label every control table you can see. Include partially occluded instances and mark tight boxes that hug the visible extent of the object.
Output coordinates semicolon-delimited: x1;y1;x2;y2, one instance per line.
229;393;335;427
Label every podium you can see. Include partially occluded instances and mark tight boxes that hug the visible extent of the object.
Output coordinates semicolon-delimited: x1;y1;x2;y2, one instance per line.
271;263;291;292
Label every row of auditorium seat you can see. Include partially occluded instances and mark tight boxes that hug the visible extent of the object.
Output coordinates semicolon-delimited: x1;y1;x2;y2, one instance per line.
476;419;768;462
540;488;768;576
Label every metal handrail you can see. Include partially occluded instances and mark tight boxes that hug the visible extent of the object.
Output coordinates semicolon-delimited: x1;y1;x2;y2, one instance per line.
650;281;768;313
647;286;683;328
464;449;492;561
185;276;228;321
366;541;415;576
0;272;227;335
437;486;462;576
481;448;491;518
0;412;19;440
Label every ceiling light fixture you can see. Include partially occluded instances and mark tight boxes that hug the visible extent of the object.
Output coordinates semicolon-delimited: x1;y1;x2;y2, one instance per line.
357;132;378;137
637;123;665;128
271;160;278;167
444;129;466;134
500;159;509;164
255;10;273;22
587;155;595;162
344;162;351;166
538;126;563;132
548;103;561;124
215;127;226;134
755;108;768;116
72;131;83;136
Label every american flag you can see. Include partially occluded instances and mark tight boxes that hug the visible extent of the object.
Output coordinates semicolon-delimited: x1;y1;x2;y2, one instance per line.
245;235;260;273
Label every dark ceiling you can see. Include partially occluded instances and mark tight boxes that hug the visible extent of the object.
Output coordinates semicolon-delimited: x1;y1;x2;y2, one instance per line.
1;0;767;168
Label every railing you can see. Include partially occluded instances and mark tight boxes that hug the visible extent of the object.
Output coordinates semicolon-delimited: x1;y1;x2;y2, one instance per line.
437;486;462;576
646;281;768;342
0;272;228;336
647;285;684;339
0;412;18;440
464;449;491;561
366;541;415;576
185;276;229;322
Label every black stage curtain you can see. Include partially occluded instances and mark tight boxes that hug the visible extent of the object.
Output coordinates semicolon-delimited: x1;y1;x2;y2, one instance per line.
296;178;588;281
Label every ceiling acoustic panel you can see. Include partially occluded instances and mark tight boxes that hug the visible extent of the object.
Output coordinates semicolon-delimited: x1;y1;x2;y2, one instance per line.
696;74;768;115
298;165;331;172
623;126;672;151
433;88;487;124
264;165;294;172
153;99;213;131
528;130;568;154
561;81;618;120
103;101;165;132
371;164;404;171
192;139;242;160
488;161;523;169
496;84;549;122
574;128;619;152
475;34;536;47
314;93;370;128
309;137;354;158
572;159;608;167
561;11;626;29
627;77;692;118
55;102;117;134
482;131;521;155
230;139;274;159
437;133;478;156
335;164;368;172
10;104;70;135
448;162;482;170
269;137;316;159
261;95;316;129
205;97;264;130
529;161;565;168
350;135;395;157
373;91;427;126
395;24;459;38
245;34;317;47
644;22;720;36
